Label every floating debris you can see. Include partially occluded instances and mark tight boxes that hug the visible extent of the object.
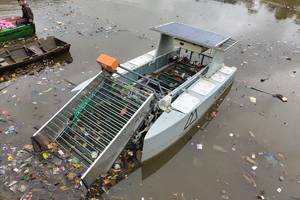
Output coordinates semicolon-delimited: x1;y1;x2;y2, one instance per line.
0;143;84;199
260;78;269;82
212;145;228;153
290;71;297;78
42;87;53;93
286;57;292;61
260;152;280;166
250;87;288;103
221;190;230;200
56;21;64;25
41;152;49;160
196;143;203;150
279;176;284;182
231;144;237;151
243;173;257;188
4;125;17;135
276;187;282;193
257;195;265;199
249;97;257;104
249;131;255;138
246;156;257;165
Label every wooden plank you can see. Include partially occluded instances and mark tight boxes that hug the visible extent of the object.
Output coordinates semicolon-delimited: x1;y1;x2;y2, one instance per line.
27;45;44;55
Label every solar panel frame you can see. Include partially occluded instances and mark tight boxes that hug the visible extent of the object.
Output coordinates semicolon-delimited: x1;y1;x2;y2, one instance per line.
152;22;231;49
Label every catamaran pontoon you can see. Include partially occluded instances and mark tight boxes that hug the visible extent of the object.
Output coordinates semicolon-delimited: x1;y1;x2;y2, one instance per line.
32;22;237;188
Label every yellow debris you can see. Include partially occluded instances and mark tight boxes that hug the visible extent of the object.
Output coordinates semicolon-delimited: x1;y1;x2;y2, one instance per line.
42;152;49;160
72;163;81;169
7;154;13;161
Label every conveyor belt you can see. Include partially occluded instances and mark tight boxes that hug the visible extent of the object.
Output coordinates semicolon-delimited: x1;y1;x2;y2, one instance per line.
32;71;155;187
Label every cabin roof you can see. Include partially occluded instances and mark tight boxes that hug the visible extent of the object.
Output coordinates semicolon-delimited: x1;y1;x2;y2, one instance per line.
152;22;237;51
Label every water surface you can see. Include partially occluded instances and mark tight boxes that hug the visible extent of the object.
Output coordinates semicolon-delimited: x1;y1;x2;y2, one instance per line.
0;0;300;199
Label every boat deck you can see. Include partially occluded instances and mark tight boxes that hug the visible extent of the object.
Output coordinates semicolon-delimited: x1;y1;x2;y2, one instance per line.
142;57;206;92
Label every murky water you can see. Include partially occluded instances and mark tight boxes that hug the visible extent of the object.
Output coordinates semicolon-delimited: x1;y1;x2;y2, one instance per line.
1;0;300;199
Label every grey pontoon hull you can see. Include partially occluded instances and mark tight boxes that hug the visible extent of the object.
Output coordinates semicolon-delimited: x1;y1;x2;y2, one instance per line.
142;66;236;162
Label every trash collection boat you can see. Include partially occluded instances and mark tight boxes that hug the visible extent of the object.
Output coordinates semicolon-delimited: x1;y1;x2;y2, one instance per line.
0;36;70;73
32;22;237;188
0;17;35;43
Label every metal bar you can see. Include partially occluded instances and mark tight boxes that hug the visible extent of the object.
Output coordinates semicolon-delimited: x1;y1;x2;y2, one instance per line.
112;79;151;101
90;95;129;125
45;122;96;157
100;85;142;109
75;118;114;145
33;71;104;138
74;93;126;127
170;66;209;98
55;103;114;143
63;108;120;137
98;86;141;110
57;135;94;164
101;81;142;103
161;73;182;84
117;72;169;96
61;112;114;145
189;52;193;60
95;90;136;115
153;79;173;90
101;81;146;105
250;87;273;96
44;125;60;140
93;88;135;114
60;96;121;135
84;100;125;128
57;102;118;142
81;93;154;187
57;138;93;165
118;65;163;88
56;128;97;155
115;72;158;95
75;83;136;119
92;91;134;119
50;114;106;151
102;76;149;100
54;134;92;166
200;55;205;65
174;64;196;75
80;107;123;132
55;114;108;150
61;128;98;154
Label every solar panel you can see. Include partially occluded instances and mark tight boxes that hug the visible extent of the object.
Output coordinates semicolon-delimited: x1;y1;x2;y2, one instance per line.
152;22;230;49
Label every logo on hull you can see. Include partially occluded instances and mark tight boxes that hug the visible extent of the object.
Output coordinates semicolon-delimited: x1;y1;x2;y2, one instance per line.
184;109;198;130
